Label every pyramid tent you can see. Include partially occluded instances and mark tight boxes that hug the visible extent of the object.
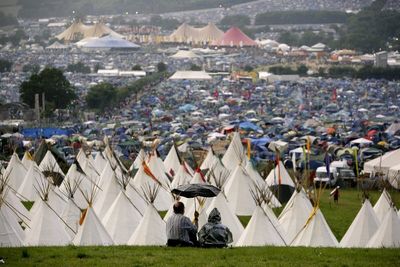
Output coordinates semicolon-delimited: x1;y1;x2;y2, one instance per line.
278;189;314;243
222;132;247;171
340;199;379;248
102;190;143;245
29;186;67;217
4;153;27;191
236;206;286;247
73;206;114;246
93;151;107;175
245;161;281;208
0;175;25;247
125;183;148;215
196;22;224;43
132;163;172;211
24;199;71;246
212;27;257;47
291;208;339;247
18;162;43;201
61;198;81;239
206;193;244;244
4;189;31;223
131;149;146;170
127;204;167;246
170;164;192;188
84;22;124;39
265;161;295;203
164;145;181;176
200;147;215;170
55;21;91;42
168;22;199;43
224;165;257;216
21;151;34;170
190;170;207;184
205;158;230;187
39;150;65;176
59;163;90;209
147;154;171;187
94;173;121;219
367;208;400;248
0;205;24;247
373;189;392;222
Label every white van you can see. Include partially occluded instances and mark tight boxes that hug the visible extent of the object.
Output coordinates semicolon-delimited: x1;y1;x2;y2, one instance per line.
315;161;354;187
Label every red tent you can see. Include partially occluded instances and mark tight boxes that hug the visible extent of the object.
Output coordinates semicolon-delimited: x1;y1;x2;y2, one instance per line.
212;27;257;47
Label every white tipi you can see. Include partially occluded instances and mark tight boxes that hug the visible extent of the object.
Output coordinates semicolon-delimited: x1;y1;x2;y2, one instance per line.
367;207;400;248
24;178;71;246
72;183;114;246
278;189;313;243
127;185;167;246
291;207;339;247
340;199;379;248
373;189;392;222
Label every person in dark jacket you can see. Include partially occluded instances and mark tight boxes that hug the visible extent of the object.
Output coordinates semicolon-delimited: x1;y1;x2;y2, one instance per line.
198;208;233;248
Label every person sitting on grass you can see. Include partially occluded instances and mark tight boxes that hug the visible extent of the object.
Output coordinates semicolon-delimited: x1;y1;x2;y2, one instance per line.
198;208;233;248
166;201;199;247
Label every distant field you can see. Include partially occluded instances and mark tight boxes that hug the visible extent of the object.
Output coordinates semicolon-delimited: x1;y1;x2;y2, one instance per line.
1;188;399;266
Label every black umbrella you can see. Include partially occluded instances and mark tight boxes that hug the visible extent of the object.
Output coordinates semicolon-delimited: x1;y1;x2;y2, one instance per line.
171;184;220;198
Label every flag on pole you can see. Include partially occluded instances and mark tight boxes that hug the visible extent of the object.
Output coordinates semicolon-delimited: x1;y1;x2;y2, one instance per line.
247;139;251;160
276;152;282;185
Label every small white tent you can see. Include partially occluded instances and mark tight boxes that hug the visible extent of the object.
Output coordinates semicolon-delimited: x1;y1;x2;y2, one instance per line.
373;189;392;222
127;185;167;246
367;208;400;248
236;206;286;247
340;199;379;247
291;208;339;247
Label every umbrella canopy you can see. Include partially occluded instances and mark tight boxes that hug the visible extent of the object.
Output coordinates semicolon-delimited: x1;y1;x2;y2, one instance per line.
171;184;220;198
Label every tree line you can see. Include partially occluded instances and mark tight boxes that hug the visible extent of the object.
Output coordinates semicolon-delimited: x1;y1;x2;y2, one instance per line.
255;10;349;25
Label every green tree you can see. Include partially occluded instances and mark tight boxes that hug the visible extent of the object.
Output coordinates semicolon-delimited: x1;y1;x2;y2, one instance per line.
132;64;142;70
149;15;180;30
0;59;12;72
22;64;40;73
0;12;18;27
220;15;250;28
86;83;117;111
297;65;308;76
66;62;91;73
190;64;201;71
244;65;254;72
20;68;77;112
157;62;167;73
278;31;299;46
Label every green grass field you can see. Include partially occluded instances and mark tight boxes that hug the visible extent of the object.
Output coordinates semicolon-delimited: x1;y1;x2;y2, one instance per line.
1;188;399;266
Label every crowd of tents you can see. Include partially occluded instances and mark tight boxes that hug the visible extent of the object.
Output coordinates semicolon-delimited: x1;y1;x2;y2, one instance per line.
1;132;399;248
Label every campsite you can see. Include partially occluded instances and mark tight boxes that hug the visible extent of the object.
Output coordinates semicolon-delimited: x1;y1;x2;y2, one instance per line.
1;0;400;266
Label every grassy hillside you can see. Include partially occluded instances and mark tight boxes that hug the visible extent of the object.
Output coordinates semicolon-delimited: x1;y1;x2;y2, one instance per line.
17;0;254;18
1;246;399;266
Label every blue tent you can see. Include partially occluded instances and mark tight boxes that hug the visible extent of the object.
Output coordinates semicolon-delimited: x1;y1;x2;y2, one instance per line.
21;128;74;138
239;121;262;132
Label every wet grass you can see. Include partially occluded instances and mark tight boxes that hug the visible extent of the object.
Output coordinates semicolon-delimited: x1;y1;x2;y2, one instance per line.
0;246;399;266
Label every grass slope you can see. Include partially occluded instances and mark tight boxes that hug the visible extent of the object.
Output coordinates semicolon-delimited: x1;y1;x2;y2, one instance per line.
0;246;399;266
